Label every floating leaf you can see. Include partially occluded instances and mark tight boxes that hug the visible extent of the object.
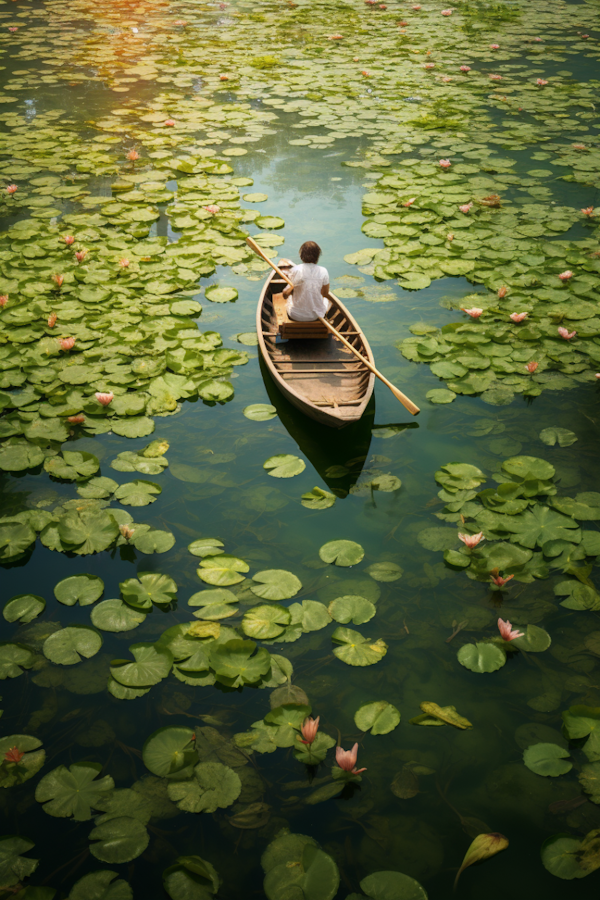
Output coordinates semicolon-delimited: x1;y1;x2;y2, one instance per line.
510;624;551;653
541;834;588;880
114;480;162;507
3;594;45;625
188;588;238;620
90;600;146;633
427;388;457;404
360;870;428;900
455;833;509;889
205;285;238;303
68;870;133;900
188;538;224;558
197;554;249;587
332;627;387;667
328;595;376;625
54;574;104;607
263;454;305;478
243;404;276;421
354;701;400;735
163;856;220;900
110;643;173;687
167;762;241;813
242;605;291;640
44;451;99;481
88;817;149;864
419;702;472;729
365;561;403;582
0;836;38;888
120;573;177;610
0;734;45;788
209;639;271;687
143;727;197;778
251;569;302;601
539;427;578;448
457;642;506;674
35;762;114;821
262;833;339;900
301;486;336;510
0;643;35;679
319;540;364;567
43;625;103;666
523;743;572;777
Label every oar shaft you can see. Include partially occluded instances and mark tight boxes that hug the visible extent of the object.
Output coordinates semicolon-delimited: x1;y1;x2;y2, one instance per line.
246;236;294;286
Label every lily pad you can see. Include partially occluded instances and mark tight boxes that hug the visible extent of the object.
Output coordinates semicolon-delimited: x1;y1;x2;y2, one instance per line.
365;561;403;582
3;594;45;624
0;643;35;679
114;480;162;507
35;761;114;820
120;573;177;609
205;286;238;304
355;701;401;735
68;870;133;900
263;454;305;478
43;625;103;666
209;639;271;687
319;540;364;567
251;569;302;601
457;642;506;673
327;595;376;625
198;555;249;586
301;486;336;510
360;871;428;900
427;388;457;404
0;836;39;888
332;626;387;666
243;404;276;421
110;643;173;687
523;743;572;777
0;734;45;788
90;599;146;633
167;762;241;813
163;856;220;900
44;451;99;481
88;817;149;864
540;427;578;448
143;727;197;778
242;605;291;640
188;538;224;558
188;588;238;620
262;834;339;900
54;574;104;607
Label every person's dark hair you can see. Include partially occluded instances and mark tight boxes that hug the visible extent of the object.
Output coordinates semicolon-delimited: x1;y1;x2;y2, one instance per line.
299;241;321;264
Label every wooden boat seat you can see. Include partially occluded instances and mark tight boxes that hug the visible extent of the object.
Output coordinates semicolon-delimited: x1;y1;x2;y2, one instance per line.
272;292;329;339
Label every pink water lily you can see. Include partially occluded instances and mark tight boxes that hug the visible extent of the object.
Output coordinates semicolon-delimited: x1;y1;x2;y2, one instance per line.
596;373;600;379
582;206;594;217
526;361;539;373
52;274;64;287
4;746;24;763
219;74;229;80
119;258;130;268
536;78;548;86
203;205;221;214
299;716;320;745
164;118;175;126
492;573;514;588
461;307;483;318
489;73;502;81
412;4;421;8
497;285;508;298
441;75;453;82
67;414;85;424
439;158;451;168
119;524;135;540
6;184;17;194
59;337;75;351
447;232;454;241
0;295;7;308
423;62;435;69
460;65;471;72
47;313;57;328
558;327;576;340
510;312;528;323
329;33;344;39
441;7;453;14
459;202;473;214
490;43;500;49
403;198;416;207
75;249;87;262
63;235;74;245
336;743;366;774
362;70;371;77
127;149;139;161
458;532;484;549
95;391;114;406
572;143;586;150
558;270;573;281
498;617;523;640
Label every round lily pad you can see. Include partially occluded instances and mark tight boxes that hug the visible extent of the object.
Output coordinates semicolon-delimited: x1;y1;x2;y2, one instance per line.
43;625;103;666
120;573;177;609
332;627;387;666
90;599;146;633
242;604;291;640
89;816;149;864
301;486;336;510
426;388;457;404
541;834;587;881
163;857;220;900
319;540;364;567
457;642;506;673
188;588;238;620
3;594;45;625
360;871;428;900
142;727;197;778
188;538;224;558
523;743;572;777
54;574;104;607
539;427;578;448
110;643;173;687
35;761;114;821
263;454;305;478
167;762;242;813
365;561;403;582
255;216;284;229
0;734;45;788
205;286;238;303
243;404;277;421
354;701;400;735
243;192;268;202
327;595;376;625
197;555;249;586
114;480;162;507
68;870;133;900
251;570;302;601
0;643;35;679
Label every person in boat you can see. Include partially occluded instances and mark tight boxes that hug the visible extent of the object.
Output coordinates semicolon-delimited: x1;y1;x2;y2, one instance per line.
281;241;333;322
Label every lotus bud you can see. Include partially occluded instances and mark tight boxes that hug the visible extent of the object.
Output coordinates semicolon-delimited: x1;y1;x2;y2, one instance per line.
497;285;508;298
63;235;75;245
498;617;523;639
52;274;64;287
536;78;548;86
5;184;17;194
526;361;538;373
119;258;130;268
164;118;175;126
459;202;473;214
460;65;471;72
59;337;75;350
75;249;87;262
47;313;57;328
95;391;114;406
67;414;85;424
510;312;528;323
120;524;135;540
558;326;576;340
489;73;502;80
441;7;452;14
461;307;483;318
126;149;140;161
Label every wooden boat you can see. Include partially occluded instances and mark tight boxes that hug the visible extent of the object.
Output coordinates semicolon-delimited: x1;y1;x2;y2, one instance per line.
256;261;376;428
259;355;375;496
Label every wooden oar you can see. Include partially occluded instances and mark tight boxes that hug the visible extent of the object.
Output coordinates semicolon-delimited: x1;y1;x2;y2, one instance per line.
246;237;420;416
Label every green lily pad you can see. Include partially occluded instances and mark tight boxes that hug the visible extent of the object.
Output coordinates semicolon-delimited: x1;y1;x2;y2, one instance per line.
332;626;387;666
354;701;401;735
360;870;428;900
143;727;197;778
365;561;403;582
319;540;364;567
120;573;177;609
209;639;271;687
110;642;173;687
205;286;238;304
88;817;149;864
163;856;220;900
188;588;238;620
44;451;99;481
132;528;175;554
0;438;45;472
243;404;276;421
242;605;291;640
3;594;45;624
68;870;133;900
262;834;339;900
327;595;376;625
0;643;35;679
43;625;103;666
35;761;114;820
251;569;302;601
167;762;241;813
114;480;162;507
54;574;104;607
457;642;506;673
198;554;249;586
523;743;572;777
0;734;45;788
263;454;305;478
301;486;336;510
541;833;588;880
0;836;39;888
111;417;155;439
188;538;224;558
90;599;146;633
510;624;551;653
539;427;578;448
426;388;457;404
76;476;119;500
243;192;268;202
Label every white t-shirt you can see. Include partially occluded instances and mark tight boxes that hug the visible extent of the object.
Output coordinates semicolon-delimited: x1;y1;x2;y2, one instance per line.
286;263;329;322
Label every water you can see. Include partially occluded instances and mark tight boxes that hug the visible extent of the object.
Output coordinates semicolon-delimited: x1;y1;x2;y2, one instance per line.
1;0;600;897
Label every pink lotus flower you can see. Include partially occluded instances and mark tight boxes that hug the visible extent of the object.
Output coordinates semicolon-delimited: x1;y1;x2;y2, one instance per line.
75;250;87;262
336;743;366;774
558;327;576;340
174;20;187;25
441;75;453;82
119;258;130;268
439;159;451;168
461;307;483;318
459;202;473;214
526;361;538;373
353;56;360;61
441;7;452;14
67;414;85;424
447;233;454;241
6;184;17;194
398;20;409;26
489;73;502;81
498;617;523;640
536;78;548;86
572;143;586;150
596;373;600;379
52;274;64;287
4;746;24;763
558;270;573;281
219;74;229;80
533;37;542;41
127;149;139;161
299;716;320;745
497;285;508;298
362;70;371;76
0;295;7;308
581;34;589;38
47;313;57;328
582;206;594;217
95;391;114;406
203;205;221;215
412;4;421;9
379;4;387;8
490;43;499;49
403;198;416;207
510;312;528;323
458;532;484;549
8;27;18;32
59;337;75;351
424;62;435;69
63;234;74;245
164;118;175;126
460;65;471;72
119;524;135;540
492;574;514;588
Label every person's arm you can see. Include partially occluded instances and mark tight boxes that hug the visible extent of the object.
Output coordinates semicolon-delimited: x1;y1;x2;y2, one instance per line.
320;283;334;301
283;284;293;298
